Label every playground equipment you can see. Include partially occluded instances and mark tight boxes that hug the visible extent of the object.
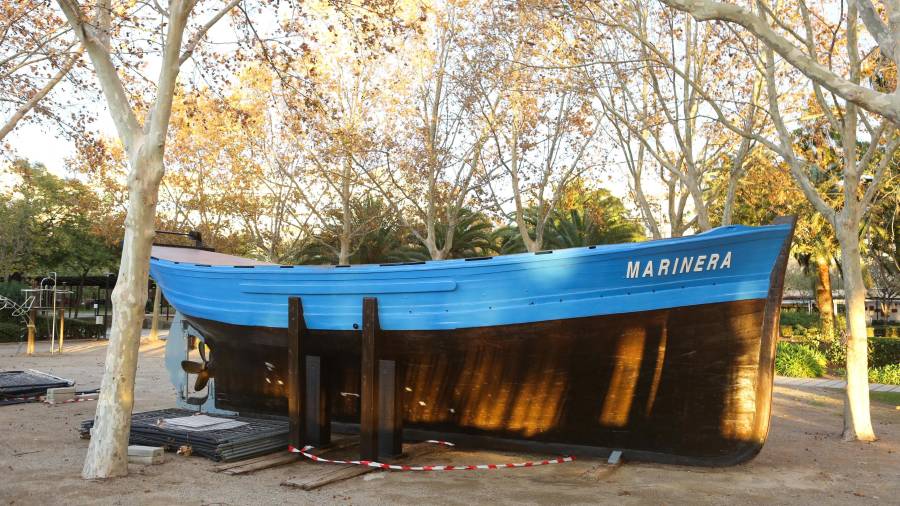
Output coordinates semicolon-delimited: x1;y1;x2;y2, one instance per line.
0;292;36;354
21;273;74;354
5;273;75;355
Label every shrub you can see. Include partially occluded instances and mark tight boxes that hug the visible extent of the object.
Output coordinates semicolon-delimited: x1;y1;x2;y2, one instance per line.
819;337;898;369
794;325;827;344
776;342;826;378
869;364;900;385
780;310;821;329
825;337;846;366
65;319;105;339
835;314;846;332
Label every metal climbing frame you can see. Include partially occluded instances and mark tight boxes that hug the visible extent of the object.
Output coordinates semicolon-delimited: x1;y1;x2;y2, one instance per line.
19;273;74;354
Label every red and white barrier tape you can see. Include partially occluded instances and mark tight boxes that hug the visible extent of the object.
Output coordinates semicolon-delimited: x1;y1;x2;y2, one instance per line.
1;395;97;405
287;440;575;471
3;395;42;402
46;396;96;405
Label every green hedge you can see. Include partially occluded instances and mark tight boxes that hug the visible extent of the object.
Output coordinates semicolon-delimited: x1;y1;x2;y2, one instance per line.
869;338;900;368
776;342;826;378
821;338;899;369
0;281;26;303
0;321;24;342
872;326;900;338
0;317;104;343
780;319;900;369
780;310;821;329
34;317;104;340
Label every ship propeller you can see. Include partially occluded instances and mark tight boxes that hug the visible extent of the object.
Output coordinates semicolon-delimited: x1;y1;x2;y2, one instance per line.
181;341;215;391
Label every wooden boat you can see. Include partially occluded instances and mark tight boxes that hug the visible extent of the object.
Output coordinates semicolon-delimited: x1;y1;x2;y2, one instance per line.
151;217;795;465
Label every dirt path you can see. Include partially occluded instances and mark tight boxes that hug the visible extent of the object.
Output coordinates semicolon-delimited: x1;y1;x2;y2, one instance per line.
1;340;897;505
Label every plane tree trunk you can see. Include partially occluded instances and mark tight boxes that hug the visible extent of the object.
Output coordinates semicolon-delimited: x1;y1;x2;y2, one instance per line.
654;1;894;442
82;149;166;478
339;158;352;265
835;216;876;441
55;0;241;479
148;282;162;341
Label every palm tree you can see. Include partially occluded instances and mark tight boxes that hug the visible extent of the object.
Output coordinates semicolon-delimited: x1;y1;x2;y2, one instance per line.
491;209;539;254
547;209;595;248
499;189;645;252
407;209;496;260
297;196;413;265
547;207;644;249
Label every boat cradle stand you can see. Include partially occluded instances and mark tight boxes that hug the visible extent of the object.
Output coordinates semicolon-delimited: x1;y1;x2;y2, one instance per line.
287;296;402;462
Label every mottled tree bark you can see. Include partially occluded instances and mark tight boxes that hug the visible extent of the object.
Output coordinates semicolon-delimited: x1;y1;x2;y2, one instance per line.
836;222;875;441
82;150;165;477
55;0;240;479
657;0;899;441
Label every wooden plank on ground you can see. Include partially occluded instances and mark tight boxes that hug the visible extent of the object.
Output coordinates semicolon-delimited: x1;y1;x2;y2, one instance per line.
214;452;285;472
280;441;448;491
221;452;300;475
282;464;376;490
213;436;359;474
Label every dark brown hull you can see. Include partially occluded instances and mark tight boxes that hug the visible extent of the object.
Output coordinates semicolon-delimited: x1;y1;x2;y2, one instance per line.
186;294;779;465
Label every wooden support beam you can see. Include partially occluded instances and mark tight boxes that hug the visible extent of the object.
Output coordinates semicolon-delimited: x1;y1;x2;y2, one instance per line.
289;297;331;448
360;297;403;460
360;297;379;461
304;355;331;446
287;297;306;449
27;307;36;355
378;359;402;458
58;308;65;353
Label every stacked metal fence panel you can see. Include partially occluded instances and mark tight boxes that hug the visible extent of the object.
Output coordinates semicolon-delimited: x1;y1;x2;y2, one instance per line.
79;408;289;461
0;370;74;405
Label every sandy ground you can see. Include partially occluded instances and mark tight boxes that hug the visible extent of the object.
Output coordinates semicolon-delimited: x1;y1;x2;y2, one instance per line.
0;339;898;506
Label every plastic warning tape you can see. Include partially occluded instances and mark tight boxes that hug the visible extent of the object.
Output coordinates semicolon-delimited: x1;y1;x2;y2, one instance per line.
4;395;43;402
45;396;97;405
287;441;575;471
0;392;97;404
2;395;96;404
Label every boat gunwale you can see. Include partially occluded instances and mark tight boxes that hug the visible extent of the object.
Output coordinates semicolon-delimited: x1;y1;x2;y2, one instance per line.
159;270;769;309
150;223;791;277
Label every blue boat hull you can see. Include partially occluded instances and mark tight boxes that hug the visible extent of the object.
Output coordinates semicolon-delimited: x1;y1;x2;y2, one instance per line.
151;223;792;332
152;221;795;465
